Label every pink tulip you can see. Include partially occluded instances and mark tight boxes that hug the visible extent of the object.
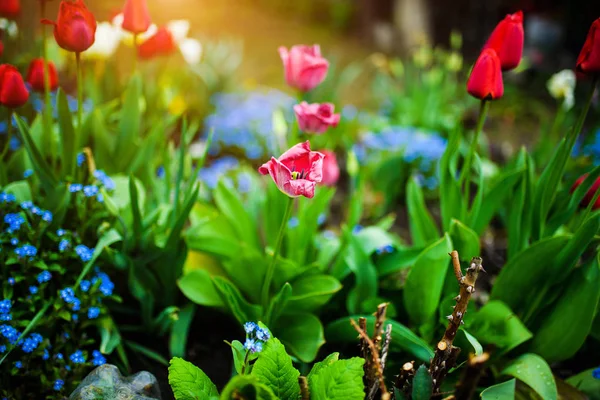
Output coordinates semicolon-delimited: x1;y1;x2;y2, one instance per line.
279;45;329;92
320;150;340;186
294;102;340;134
259;141;324;199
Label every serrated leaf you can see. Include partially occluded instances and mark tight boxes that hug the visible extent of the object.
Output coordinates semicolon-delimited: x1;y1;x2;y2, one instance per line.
502;353;557;400
251;338;300;400
169;357;219;400
308;357;365;400
307;353;339;382
412;365;433;400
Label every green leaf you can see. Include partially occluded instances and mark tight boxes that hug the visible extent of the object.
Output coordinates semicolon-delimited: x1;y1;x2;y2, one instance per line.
275;313;324;363
214;180;258;249
325;316;434;362
75;229;122;288
308;357;365;400
287;275;342;312
403;234;453;326
449;219;481;260
230;340;248;375
251;338;301;400
344;229;378;314
530;259;600;362
468;301;532;352
166;182;200;250
460;329;483;356
491;236;570;313
412;365;433;400
129;176;143;242
125;340;169;366
503;354;557;400
377;246;424;276
0;302;51;365
116;73;142;170
14;116;58;190
98;317;122;354
2;181;31;201
220;375;276;400
56;89;76;177
265;283;292;326
353;226;398;256
178;270;224;307
213;276;262;325
480;379;516;400
169;357;219;400
566;369;600;400
407;177;440;246
307;353;339;382
439;128;464;232
170;304;196;358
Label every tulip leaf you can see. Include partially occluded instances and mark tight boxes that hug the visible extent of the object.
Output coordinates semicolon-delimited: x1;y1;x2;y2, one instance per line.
449;219;480;260
343;228;378;314
214;180;259;249
56;89;77;177
14;116;58;191
566;368;600;400
502;353;557;400
480;379;516;400
116;73;142;170
212;276;262;325
403;234;453;326
178;269;224;307
287;275;342;313
407;177;440;246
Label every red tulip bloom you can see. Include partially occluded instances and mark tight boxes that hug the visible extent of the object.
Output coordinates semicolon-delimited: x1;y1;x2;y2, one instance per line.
320;150;340;187
467;49;504;100
0;0;20;19
26;59;59;92
571;174;600;210
279;45;329;92
122;0;151;35
42;0;97;53
138;27;176;59
577;18;600;75
259;141;324;199
294;102;340;135
484;11;524;71
0;64;29;108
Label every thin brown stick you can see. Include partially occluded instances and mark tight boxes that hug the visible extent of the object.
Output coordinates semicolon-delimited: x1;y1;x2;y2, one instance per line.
299;376;310;400
351;319;389;400
454;353;490;400
368;324;393;400
358;317;371;387
429;252;484;393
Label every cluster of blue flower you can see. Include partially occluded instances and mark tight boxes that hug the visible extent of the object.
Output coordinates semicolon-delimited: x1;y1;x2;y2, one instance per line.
30;90;94;118
204;90;296;160
68;169;116;204
243;322;271;353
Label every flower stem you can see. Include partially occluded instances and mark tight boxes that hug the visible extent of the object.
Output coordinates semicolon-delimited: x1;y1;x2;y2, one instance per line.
261;197;294;312
41;0;54;164
460;99;489;206
76;52;83;153
240;349;251;375
0;113;13;160
568;75;598;151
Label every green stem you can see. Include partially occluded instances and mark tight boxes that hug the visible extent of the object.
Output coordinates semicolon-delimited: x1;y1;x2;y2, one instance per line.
568;75;598;150
76;52;83;152
460;99;489;205
240;349;251;375
261;197;294;311
0;113;13;160
41;0;54;165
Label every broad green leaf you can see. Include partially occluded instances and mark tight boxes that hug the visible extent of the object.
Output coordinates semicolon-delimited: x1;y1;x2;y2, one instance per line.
439;128;463;232
344;230;378;314
2;181;31;201
325;316;434;362
502;353;557;400
403;234;453;326
185;212;243;259
566;369;600;400
307;353;339;382
178;270;224;307
214;180;258;249
230;340;249;375
480;379;516;399
220;375;276;400
407;177;440;246
15;116;58;190
56;89;76;177
449;219;481;260
287;275;342;312
308;357;365;400
98;317;122;354
491;236;569;313
116;73;142;170
275;313;324;363
251;338;301;400
170;304;196;358
354;226;398;255
412;365;433;400
530;259;600;362
377;246;424;276
460;329;483;356
468;301;532;352
212;277;262;325
265;283;292;325
169;357;219;400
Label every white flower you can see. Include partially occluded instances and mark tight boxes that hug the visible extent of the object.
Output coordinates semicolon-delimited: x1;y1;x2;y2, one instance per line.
0;19;18;38
179;38;202;65
547;69;576;110
166;20;190;44
84;22;123;59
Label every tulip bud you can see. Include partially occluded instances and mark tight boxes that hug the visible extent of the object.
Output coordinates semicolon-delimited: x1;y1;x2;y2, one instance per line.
138;27;176;59
571;174;600;210
0;0;20;19
0;64;29;108
279;45;329;92
320;150;340;186
42;0;97;54
467;49;504;100
483;11;524;71
294;102;340;135
26;59;59;93
122;0;152;35
577;18;600;75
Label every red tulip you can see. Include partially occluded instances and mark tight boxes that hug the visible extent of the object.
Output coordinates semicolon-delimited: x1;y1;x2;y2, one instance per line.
0;64;29;108
122;0;151;35
571;174;600;210
483;11;524;71
26;59;59;92
294;102;340;135
467;49;504;100
259;141;324;199
42;0;97;53
279;45;329;92
0;0;20;19
0;41;4;58
138;27;176;59
320;150;340;187
577;18;600;75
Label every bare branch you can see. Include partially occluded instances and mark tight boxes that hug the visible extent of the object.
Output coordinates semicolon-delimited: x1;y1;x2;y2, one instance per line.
351;319;389;400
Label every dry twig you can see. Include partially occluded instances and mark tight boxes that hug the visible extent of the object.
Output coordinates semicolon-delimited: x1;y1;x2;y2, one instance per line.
454;353;490;400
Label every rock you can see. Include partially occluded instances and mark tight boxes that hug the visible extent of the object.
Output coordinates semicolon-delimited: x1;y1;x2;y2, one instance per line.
69;364;161;400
